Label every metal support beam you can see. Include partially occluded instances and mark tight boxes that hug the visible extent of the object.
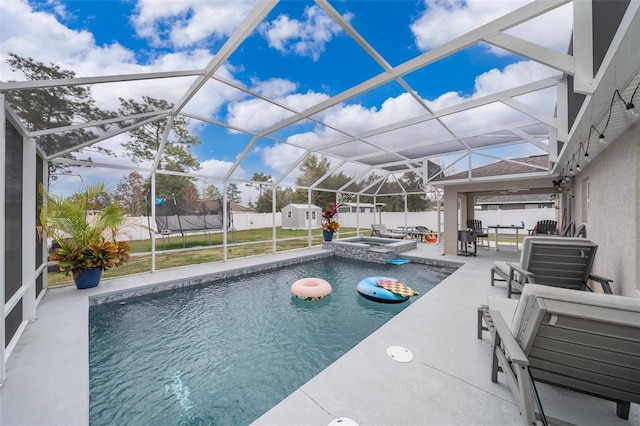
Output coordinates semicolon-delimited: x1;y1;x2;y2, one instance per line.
272;185;277;254
223;181;228;261
0;94;6;385
483;32;574;74
22;136;36;320
151;173;156;272
572;0;595;95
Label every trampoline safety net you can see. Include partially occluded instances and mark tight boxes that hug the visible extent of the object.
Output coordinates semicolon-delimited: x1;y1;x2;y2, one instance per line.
151;196;233;235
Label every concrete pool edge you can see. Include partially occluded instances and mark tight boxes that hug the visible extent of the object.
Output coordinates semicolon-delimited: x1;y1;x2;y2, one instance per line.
89;249;335;305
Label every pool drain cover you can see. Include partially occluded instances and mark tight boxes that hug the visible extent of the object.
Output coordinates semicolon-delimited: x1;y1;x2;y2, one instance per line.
329;417;358;426
386;346;413;362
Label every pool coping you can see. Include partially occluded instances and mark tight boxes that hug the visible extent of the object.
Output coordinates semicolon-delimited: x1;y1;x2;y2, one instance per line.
89;249;336;305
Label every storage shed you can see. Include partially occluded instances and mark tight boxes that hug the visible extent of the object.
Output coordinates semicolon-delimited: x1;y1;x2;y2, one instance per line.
281;204;322;229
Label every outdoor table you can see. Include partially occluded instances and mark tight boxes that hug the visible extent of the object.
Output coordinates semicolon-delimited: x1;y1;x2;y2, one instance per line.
487;225;525;252
393;226;415;238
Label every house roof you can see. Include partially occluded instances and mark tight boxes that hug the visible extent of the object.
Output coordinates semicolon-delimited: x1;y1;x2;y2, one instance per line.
284;204;321;209
436;155;550;181
229;201;255;212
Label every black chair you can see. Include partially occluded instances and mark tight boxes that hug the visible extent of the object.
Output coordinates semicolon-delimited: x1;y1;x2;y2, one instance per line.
466;219;489;247
533;220;558;235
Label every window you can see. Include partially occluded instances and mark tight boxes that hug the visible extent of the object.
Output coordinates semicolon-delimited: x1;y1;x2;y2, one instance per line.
305;211;309;219
487;205;499;211
312;211;316;219
287;211;292;218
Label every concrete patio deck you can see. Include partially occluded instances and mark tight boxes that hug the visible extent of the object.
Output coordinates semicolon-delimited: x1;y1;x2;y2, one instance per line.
1;242;638;425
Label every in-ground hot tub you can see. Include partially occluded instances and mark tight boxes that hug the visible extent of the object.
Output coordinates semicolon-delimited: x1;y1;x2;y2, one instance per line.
322;236;417;263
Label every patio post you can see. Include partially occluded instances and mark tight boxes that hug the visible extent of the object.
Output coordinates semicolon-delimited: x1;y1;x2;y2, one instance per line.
271;183;276;253
223;181;228;261
21;135;36;320
151;173;156;272
0;95;6;385
307;189;312;247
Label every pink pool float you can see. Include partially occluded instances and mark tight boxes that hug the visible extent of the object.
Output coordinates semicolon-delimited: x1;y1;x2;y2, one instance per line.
291;278;332;301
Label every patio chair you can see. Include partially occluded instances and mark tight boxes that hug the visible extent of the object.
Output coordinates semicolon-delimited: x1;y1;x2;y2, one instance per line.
466;219;489;247
370;224;404;239
560;221;574;236
561;222;587;238
574;222;587;238
532;219;558;235
477;284;640;424
490;237;613;297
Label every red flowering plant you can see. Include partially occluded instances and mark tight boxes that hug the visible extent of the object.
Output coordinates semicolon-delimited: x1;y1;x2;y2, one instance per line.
321;202;342;233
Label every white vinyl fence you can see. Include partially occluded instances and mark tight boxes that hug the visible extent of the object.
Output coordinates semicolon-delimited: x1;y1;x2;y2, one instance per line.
119;208;558;241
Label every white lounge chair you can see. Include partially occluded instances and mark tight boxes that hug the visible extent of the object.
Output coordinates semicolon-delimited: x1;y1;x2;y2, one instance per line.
370;224;404;239
478;284;640;424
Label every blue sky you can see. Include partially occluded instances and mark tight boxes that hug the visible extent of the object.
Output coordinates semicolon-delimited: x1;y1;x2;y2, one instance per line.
0;0;572;201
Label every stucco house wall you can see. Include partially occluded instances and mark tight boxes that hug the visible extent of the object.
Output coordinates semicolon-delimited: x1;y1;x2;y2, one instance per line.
571;123;639;297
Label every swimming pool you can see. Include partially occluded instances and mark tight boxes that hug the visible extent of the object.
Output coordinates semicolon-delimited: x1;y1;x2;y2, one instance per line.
89;257;454;425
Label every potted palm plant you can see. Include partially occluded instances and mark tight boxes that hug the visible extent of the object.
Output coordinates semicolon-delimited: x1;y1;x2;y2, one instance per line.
39;182;131;289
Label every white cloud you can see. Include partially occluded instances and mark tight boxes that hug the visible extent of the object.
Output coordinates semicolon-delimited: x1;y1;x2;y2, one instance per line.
261;142;306;175
411;0;571;55
252;77;298;98
200;158;242;180
259;5;351;61
132;0;257;48
1;0;101;75
259;59;559;172
472;60;559;98
411;0;527;51
319;92;426;135
227;89;329;132
426;61;560;136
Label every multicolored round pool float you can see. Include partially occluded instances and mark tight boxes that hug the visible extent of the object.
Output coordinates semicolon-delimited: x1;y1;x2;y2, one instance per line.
356;276;418;304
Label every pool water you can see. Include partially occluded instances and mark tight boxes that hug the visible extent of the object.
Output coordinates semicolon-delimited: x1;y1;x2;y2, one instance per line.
89;257;453;425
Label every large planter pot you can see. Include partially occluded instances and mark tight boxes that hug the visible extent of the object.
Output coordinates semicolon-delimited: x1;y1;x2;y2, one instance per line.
323;230;334;242
73;267;102;289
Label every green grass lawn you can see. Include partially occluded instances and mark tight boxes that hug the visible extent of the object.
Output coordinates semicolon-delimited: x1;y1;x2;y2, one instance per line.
47;227;360;287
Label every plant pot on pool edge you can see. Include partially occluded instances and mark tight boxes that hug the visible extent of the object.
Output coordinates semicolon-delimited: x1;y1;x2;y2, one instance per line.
39;182;131;289
321;202;342;242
